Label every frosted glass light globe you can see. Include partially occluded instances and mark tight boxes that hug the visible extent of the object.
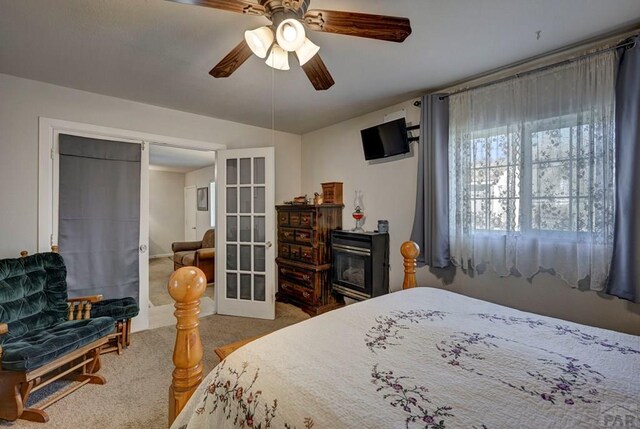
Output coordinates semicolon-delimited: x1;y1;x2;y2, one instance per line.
276;19;305;52
282;23;297;42
244;26;274;59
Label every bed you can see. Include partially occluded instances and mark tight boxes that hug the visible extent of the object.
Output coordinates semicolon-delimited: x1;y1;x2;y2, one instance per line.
167;241;640;429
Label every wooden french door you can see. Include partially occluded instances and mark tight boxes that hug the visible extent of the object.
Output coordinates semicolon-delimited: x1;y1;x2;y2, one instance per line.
216;148;275;319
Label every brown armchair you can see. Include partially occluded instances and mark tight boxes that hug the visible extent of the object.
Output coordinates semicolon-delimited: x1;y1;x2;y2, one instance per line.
172;229;215;283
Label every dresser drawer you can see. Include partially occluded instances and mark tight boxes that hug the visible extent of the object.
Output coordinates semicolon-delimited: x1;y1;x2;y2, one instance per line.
279;279;315;305
289;211;301;226
279;228;296;243
290;245;301;260
278;212;289;226
287;245;316;264
279;227;315;246
278;264;313;289
294;229;314;245
299;212;314;227
279;243;290;258
299;245;315;264
281;210;315;228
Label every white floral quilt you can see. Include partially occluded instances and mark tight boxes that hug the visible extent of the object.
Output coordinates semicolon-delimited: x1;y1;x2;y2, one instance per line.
173;288;640;429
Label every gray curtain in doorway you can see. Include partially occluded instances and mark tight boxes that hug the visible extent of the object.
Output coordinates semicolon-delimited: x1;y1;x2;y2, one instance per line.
606;36;640;303
410;93;450;267
58;134;141;301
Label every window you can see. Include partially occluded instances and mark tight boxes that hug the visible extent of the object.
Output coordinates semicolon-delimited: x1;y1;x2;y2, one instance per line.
468;130;520;232
448;51;615;290
468;116;609;236
529;121;600;234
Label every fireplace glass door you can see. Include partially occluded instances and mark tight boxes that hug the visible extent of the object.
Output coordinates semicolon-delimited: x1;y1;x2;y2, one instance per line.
332;247;371;298
335;252;367;288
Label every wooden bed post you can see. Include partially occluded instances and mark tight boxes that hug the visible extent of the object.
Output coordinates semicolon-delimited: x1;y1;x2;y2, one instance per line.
401;241;420;290
167;267;207;427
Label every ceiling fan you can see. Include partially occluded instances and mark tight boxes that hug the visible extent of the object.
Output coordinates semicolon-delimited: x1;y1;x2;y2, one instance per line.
168;0;412;90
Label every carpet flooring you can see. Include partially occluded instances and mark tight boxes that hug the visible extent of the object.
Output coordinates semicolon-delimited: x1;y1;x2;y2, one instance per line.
149;257;214;306
0;303;309;429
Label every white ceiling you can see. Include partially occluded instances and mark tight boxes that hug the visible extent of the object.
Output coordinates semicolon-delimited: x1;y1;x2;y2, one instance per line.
149;144;215;173
1;0;639;134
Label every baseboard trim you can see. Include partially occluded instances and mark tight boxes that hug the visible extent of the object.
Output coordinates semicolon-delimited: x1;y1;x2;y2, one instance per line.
150;253;172;259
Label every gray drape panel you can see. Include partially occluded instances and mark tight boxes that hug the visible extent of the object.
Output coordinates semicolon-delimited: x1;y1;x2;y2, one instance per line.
58;134;141;302
606;36;640;303
410;94;450;267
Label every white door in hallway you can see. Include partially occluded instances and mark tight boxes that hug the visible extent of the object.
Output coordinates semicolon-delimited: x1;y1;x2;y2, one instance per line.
184;186;197;240
216;147;275;320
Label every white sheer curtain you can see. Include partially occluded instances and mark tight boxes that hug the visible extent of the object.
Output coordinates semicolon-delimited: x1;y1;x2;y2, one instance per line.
448;51;616;290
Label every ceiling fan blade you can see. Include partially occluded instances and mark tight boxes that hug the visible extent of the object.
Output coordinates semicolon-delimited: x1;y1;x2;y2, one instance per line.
304;10;411;43
301;55;335;91
210;40;253;78
168;0;265;16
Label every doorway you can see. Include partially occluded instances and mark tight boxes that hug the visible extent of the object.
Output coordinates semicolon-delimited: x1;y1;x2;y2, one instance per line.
39;118;277;329
148;144;216;328
39;117;226;332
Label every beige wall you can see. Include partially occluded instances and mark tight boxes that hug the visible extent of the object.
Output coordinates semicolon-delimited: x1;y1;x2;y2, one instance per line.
185;165;215;240
0;73;301;258
301;98;640;335
149;169;185;257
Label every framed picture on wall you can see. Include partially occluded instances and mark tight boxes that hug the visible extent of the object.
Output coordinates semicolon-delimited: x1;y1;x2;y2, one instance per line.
197;187;208;211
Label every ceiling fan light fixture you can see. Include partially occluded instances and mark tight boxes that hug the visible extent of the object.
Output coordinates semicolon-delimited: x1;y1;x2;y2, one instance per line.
295;38;320;66
244;26;274;59
276;19;306;52
265;44;290;71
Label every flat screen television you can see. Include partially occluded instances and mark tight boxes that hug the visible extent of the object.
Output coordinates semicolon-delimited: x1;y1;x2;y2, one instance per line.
360;118;410;161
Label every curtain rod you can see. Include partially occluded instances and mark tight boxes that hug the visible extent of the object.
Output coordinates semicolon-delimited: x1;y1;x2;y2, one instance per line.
434;37;636;101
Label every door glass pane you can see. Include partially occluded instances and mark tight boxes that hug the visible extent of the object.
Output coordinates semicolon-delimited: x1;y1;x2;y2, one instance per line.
254;158;265;184
254;216;265;242
240;187;251;213
254;187;265;214
226;244;237;270
240;158;251;185
226;273;238;299
240;216;251;242
240;245;251;271
227;187;237;213
227;216;237;242
254;246;265;272
254;275;265;301
240;274;251;300
226;159;237;185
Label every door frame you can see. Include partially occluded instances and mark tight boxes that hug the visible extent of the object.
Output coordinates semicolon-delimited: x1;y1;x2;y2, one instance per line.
38;117;226;332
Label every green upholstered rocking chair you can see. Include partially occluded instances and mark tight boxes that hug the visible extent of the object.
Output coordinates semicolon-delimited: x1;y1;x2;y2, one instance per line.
0;252;115;423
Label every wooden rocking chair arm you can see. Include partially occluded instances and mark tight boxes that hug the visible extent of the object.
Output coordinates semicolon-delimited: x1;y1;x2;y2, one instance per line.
67;295;104;304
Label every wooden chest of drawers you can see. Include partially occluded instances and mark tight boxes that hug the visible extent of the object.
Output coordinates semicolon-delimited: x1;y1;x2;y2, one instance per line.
275;204;344;316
